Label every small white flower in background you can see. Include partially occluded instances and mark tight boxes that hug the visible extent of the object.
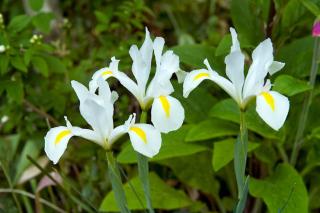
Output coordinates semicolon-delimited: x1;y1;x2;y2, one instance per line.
183;28;289;131
1;115;9;123
89;28;185;133
0;45;6;53
44;78;161;164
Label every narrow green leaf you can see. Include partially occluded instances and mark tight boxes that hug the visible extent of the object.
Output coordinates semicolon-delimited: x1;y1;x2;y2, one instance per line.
0;54;9;74
299;0;320;17
234;176;249;213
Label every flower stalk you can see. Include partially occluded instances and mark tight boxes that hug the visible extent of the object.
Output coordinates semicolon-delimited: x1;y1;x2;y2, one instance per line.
137;110;154;213
290;36;320;166
106;151;130;213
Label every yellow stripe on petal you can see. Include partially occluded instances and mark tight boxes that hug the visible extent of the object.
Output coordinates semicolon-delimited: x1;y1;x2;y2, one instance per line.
261;92;275;111
159;96;170;117
54;130;71;145
102;70;113;76
193;73;210;81
130;126;147;144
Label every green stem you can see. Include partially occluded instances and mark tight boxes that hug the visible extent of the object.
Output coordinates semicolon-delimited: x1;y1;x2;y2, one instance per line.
137;110;154;213
234;110;249;213
290;37;320;166
106;151;130;213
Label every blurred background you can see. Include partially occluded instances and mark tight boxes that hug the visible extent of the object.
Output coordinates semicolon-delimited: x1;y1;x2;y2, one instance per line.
1;0;320;212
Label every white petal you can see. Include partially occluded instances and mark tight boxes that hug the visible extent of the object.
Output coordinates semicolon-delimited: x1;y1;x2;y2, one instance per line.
97;77;112;104
146;78;174;98
268;61;285;75
153;37;165;67
79;98;112;142
140;27;153;70
243;38;274;99
151;95;185;133
71;80;89;103
256;91;289;131
176;70;188;83
225;50;245;100
128;124;162;158
183;68;212;98
108;124;127;146
44;126;73;164
230;27;241;52
157;50;180;81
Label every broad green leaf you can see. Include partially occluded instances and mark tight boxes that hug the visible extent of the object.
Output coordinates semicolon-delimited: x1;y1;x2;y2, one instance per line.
8;15;31;33
277;37;313;77
185;118;238;142
230;0;263;45
212;139;260;172
160;151;219;195
172;44;215;68
29;0;44;11
43;55;67;73
5;78;24;103
273;74;311;96
32;12;54;33
99;172;192;211
0;54;9;74
32;56;49;77
11;56;27;72
210;99;284;139
249;163;308;213
117;125;208;163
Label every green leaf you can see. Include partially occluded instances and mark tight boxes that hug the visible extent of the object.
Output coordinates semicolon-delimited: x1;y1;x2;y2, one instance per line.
11;56;27;72
300;0;320;16
32;12;54;33
99;172;192;211
31;56;48;77
117;125;208;164
159;152;220;195
277;37;313;77
0;54;9;74
210;99;284;139
215;34;252;56
5;78;24;103
273;75;311;96
172;44;215;67
43;55;67;73
185;118;238;142
8;15;31;33
249;163;308;213
0;135;20;166
29;0;44;11
212;139;260;172
230;0;263;45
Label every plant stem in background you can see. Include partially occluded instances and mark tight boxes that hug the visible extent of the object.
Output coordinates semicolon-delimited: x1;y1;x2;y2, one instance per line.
106;151;130;213
234;110;249;212
290;37;320;166
137;110;154;213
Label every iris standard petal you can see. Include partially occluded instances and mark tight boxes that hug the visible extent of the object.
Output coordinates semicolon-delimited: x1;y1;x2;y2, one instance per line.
256;91;289;131
128;124;162;158
44;126;73;164
151;95;185;133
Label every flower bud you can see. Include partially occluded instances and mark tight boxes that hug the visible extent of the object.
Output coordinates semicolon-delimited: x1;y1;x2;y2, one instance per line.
312;21;320;37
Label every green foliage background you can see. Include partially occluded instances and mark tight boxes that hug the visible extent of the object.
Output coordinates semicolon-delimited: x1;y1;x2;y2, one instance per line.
0;0;320;212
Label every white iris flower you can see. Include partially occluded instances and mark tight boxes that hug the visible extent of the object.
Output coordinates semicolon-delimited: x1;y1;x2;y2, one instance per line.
44;78;161;164
89;28;185;133
183;28;289;131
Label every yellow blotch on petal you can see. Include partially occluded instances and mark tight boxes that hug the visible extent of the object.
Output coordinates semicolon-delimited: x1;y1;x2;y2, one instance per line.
130;126;147;144
102;70;113;77
193;73;210;81
54;130;71;145
261;92;275;111
159;96;170;117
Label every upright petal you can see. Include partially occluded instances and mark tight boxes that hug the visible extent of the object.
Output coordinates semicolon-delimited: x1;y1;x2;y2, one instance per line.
243;38;274;99
230;27;241;52
153;37;165;68
151;95;184;133
256;91;289;131
44;126;73;164
128;124;162;158
71;80;90;104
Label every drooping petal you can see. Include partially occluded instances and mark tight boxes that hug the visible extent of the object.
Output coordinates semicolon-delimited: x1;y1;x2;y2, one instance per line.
79;98;112;142
183;68;212;98
44;126;73;164
243;38;274;99
256;91;289;131
151;95;184;133
268;61;285;75
128;124;162;158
